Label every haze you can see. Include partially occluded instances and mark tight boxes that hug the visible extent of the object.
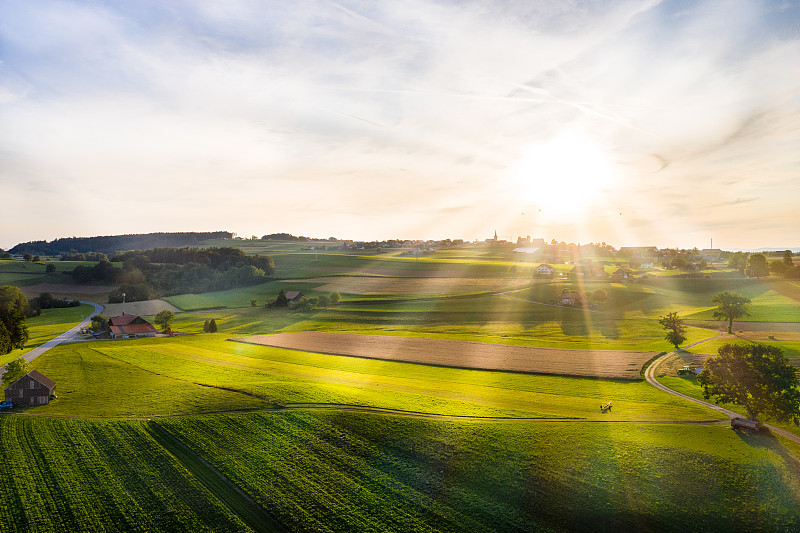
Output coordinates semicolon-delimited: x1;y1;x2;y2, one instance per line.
1;0;799;249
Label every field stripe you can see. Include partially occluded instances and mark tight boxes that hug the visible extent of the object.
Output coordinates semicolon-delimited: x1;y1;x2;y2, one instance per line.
147;420;287;533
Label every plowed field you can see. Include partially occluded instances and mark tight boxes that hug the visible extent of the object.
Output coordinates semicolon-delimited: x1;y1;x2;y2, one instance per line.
232;332;658;380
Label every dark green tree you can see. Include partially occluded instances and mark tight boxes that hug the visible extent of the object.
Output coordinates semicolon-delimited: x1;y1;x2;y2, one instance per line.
275;289;288;307
316;294;330;308
712;291;751;333
45;263;56;273
1;356;28;386
329;291;341;305
154;310;175;331
698;343;800;423
250;298;258;307
23;253;33;262
0;309;28;353
208;319;218;333
203;320;210;333
0;285;30;316
658;312;687;349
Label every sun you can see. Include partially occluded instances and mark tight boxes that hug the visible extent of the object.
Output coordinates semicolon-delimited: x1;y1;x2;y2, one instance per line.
509;132;617;217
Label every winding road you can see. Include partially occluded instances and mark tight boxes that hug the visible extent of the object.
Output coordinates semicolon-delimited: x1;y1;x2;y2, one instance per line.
644;333;800;445
0;302;104;376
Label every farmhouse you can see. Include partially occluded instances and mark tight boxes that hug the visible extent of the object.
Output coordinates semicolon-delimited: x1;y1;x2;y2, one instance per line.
4;370;56;407
536;264;554;277
561;291;584;306
107;313;157;339
284;291;305;303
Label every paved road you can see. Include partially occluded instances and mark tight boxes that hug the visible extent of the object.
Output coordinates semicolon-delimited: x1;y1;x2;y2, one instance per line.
644;334;800;445
0;302;103;375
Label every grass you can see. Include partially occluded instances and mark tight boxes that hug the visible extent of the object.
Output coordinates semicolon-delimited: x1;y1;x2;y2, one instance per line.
164;280;326;310
0;416;249;532
0;304;93;368
29;335;717;421
160;411;800;532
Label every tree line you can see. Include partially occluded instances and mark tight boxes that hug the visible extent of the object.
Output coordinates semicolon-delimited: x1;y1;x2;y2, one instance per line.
9;231;233;256
69;247;275;302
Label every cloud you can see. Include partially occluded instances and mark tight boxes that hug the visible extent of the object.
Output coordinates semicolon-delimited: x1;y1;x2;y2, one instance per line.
1;0;799;248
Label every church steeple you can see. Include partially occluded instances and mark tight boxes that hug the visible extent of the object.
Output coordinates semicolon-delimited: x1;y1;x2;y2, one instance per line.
494;230;497;243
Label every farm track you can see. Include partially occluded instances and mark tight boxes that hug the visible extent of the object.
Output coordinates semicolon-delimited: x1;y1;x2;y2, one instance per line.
147;421;287;533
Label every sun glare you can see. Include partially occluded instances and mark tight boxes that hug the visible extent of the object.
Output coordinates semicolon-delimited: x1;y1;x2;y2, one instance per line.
510;132;617;217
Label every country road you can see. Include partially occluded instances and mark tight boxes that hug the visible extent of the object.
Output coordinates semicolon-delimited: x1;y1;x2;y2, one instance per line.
0;302;103;376
644;333;800;445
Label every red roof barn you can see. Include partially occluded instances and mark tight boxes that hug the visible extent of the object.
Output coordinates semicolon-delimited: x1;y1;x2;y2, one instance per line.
4;370;56;407
107;314;158;339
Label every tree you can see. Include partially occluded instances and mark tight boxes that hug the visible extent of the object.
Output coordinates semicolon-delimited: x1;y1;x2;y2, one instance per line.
0;285;30;316
747;253;769;278
0;308;28;354
316;294;329;308
203;320;210;333
91;314;109;332
784;250;794;268
698;343;800;424
250;298;258;307
712;291;751;333
658;312;687;349
1;356;29;386
208;319;218;333
154;310;175;331
589;288;607;304
275;289;288;307
329;291;341;305
23;253;33;262
45;263;56;273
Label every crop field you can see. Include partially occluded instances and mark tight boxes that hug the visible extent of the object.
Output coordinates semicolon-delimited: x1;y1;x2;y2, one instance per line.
164;280;326;310
235;332;658;380
0;416;248;532
301;275;535;295
30;335;715;421
160;411;800;533
284;293;713;351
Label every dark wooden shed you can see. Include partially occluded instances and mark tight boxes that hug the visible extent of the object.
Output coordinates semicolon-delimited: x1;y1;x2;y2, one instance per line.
4;370;56;407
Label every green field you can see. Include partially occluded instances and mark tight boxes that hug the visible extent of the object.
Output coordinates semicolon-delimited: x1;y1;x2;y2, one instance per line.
29;336;716;421
159;411;800;532
0;304;93;367
0;416;249;532
2;245;800;531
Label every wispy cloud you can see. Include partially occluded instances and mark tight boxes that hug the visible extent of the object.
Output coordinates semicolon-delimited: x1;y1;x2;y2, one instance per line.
1;0;799;248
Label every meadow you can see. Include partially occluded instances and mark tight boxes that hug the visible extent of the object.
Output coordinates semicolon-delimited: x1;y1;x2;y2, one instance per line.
2;244;800;531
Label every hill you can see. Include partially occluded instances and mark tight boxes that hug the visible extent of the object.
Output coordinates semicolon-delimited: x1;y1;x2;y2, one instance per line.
9;231;233;256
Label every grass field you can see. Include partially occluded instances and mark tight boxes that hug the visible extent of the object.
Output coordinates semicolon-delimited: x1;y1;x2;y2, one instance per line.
160;411;800;532
28;335;716;421
0;304;93;368
0;416;249;532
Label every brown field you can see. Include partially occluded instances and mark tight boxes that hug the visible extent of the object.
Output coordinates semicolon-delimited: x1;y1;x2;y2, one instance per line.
232;332;659;380
292;276;534;295
102;299;181;317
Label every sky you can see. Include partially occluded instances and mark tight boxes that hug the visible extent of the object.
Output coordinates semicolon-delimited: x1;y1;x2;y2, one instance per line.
1;0;799;250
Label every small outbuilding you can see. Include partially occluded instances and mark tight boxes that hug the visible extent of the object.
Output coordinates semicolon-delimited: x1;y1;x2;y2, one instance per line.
4;370;57;407
108;313;158;339
284;291;305;303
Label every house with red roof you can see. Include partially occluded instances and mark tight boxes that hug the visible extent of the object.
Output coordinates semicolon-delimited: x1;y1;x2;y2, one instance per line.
107;313;157;339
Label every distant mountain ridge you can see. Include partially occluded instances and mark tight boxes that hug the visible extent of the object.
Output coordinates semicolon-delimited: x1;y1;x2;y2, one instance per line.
10;231;233;256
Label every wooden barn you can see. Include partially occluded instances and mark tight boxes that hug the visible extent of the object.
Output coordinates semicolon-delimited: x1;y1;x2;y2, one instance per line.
108;313;158;339
284;291;305;303
4;370;56;407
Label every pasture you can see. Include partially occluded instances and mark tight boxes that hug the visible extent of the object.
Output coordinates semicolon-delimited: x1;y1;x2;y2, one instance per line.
30;335;715;421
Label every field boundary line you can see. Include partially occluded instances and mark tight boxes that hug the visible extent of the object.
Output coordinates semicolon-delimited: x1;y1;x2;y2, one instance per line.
644;334;800;445
148;420;288;533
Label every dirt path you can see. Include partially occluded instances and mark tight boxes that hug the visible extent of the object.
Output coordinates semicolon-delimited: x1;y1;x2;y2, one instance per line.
644;333;800;445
